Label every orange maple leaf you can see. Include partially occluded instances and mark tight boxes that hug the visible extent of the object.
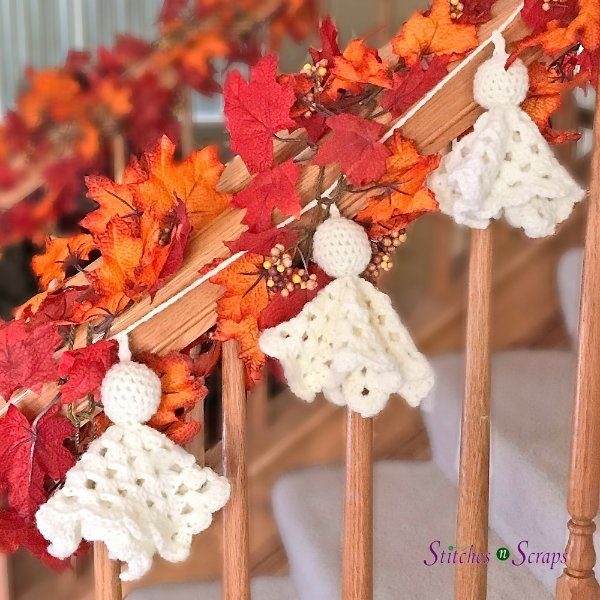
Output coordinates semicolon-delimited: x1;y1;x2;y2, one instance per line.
328;39;392;96
95;79;132;117
391;0;479;66
18;70;81;128
511;0;600;60
137;136;231;229
180;31;230;76
86;210;170;306
82;161;147;235
357;132;440;237
522;61;589;143
32;234;96;290
210;254;269;383
138;352;206;445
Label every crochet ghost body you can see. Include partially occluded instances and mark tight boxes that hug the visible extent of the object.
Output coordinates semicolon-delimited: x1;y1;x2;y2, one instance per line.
36;360;230;581
429;34;584;238
259;208;433;418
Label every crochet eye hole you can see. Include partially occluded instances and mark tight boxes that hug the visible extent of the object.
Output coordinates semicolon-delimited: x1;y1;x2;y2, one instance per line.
504;152;512;162
86;479;96;490
106;468;117;479
169;464;182;474
512;131;522;142
176;484;188;495
361;388;370;396
136;478;145;487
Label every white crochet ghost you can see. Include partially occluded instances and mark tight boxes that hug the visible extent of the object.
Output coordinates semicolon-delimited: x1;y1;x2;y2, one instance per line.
35;340;230;581
259;207;434;418
428;32;585;238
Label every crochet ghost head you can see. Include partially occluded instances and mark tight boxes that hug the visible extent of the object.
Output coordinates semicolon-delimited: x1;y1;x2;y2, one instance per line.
101;360;161;426
312;206;372;278
35;337;230;581
473;37;529;109
428;32;585;238
259;207;434;418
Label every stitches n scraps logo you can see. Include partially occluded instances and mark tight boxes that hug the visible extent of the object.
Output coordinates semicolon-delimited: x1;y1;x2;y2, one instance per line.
423;540;567;570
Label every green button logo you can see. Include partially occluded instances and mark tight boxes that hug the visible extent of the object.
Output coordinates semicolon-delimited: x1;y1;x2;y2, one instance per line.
496;547;510;561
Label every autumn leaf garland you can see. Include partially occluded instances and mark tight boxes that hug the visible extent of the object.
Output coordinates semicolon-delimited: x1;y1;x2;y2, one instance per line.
1;0;598;570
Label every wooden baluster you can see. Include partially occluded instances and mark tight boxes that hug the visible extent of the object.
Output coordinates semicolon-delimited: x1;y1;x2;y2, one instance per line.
342;412;374;600
94;542;122;600
455;227;492;600
248;369;268;433
180;88;194;157
91;134;127;600
556;75;600;600
222;340;250;600
112;134;126;183
0;555;10;600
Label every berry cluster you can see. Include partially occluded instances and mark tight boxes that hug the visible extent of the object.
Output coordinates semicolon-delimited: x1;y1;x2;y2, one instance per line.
541;0;568;10
301;59;329;118
264;244;318;297
364;230;407;281
449;0;464;19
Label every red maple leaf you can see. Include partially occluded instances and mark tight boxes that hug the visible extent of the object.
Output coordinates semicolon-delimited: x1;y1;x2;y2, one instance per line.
15;286;91;326
58;340;119;404
0;321;61;401
0;509;70;570
309;16;341;64
224;55;296;173
226;227;299;255
232;160;302;232
149;201;192;295
380;57;450;118
460;0;497;25
312;114;390;185
259;265;331;330
521;0;578;34
0;404;75;517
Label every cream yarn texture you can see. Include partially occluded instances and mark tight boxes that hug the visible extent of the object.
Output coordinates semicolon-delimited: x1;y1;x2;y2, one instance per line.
429;33;584;238
36;352;230;581
260;207;433;418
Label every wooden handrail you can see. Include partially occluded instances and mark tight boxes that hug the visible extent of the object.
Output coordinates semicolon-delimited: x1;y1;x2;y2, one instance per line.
343;413;374;600
222;340;250;600
556;69;600;600
455;227;493;598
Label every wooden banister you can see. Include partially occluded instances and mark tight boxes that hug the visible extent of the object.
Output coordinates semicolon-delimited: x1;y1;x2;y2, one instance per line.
222;340;250;600
343;413;374;600
556;71;600;600
455;227;493;599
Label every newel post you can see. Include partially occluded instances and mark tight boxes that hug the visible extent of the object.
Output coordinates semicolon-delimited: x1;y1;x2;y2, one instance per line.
556;72;600;600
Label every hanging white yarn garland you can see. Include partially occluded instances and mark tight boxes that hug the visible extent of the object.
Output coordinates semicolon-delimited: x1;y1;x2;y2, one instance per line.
428;32;585;238
259;206;434;418
35;334;230;581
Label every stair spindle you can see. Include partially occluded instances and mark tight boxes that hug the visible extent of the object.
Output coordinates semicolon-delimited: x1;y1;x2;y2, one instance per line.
455;227;492;599
222;340;250;600
556;71;600;600
342;412;374;600
0;555;9;600
94;542;122;600
92;135;128;600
